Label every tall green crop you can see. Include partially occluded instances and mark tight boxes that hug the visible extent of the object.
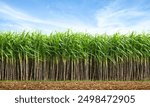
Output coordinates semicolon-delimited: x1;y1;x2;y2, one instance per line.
0;31;150;81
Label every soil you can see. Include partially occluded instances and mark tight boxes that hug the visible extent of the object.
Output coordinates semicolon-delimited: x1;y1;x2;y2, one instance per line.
0;81;150;90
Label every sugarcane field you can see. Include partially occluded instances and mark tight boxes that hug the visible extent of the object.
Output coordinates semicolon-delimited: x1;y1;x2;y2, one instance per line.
0;31;150;89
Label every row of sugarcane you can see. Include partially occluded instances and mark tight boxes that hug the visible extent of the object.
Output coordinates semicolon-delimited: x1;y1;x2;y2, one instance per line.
0;31;150;81
0;56;149;80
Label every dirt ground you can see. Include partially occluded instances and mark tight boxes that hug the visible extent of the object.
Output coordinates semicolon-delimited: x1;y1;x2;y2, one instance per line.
0;81;150;90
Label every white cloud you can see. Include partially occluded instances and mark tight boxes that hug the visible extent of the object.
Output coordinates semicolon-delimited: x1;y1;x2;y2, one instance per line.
95;0;150;34
0;2;90;33
0;1;150;34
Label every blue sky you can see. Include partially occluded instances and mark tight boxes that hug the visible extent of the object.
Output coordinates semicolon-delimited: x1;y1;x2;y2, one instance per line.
0;0;150;34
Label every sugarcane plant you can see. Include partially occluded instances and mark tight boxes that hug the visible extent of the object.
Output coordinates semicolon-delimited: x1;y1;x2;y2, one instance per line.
0;31;150;81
